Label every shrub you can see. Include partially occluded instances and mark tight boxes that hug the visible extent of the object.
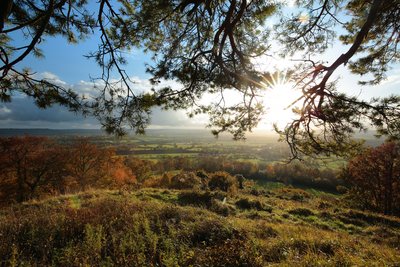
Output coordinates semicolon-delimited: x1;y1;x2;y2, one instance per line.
318;201;332;209
192;238;263;267
178;191;235;216
364;226;400;248
170;172;202;190
336;185;348;194
195;170;209;180
141;175;163;188
159;172;172;187
288;207;315;217
337;210;400;228
178;191;222;207
249;222;279;239
209;198;236;216
208;171;238;193
249;188;267;196
188;218;239;246
0;196;249;266
265;239;338;263
276;188;311;202
235;174;245;189
235;197;272;212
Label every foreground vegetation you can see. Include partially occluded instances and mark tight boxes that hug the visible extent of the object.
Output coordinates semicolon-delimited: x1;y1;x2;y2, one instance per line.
1;180;400;266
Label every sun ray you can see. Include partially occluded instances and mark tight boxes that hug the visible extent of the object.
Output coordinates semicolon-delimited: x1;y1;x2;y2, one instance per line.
258;69;301;130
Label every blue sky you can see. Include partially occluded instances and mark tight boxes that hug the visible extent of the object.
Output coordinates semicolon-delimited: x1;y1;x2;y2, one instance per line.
1;4;399;132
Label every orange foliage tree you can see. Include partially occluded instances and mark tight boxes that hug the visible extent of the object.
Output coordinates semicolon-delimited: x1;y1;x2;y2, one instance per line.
66;138;136;190
0;136;66;202
346;142;400;215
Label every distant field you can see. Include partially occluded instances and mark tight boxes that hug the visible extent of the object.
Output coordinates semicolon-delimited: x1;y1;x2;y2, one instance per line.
0;128;380;169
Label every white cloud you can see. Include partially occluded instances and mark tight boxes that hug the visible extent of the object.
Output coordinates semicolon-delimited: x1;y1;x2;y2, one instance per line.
381;70;400;86
0;106;11;114
129;76;183;94
40;70;183;99
72;80;103;99
39;72;67;86
276;0;296;8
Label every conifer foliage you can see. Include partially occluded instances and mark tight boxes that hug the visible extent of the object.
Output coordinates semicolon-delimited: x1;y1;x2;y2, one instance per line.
0;0;399;158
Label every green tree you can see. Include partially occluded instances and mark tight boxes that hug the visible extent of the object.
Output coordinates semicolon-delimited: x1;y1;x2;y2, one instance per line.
0;0;399;158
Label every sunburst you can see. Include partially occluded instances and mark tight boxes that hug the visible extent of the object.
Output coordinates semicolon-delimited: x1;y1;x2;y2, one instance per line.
258;69;301;130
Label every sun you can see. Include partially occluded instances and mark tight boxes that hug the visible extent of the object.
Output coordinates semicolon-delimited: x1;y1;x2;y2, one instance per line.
258;71;301;130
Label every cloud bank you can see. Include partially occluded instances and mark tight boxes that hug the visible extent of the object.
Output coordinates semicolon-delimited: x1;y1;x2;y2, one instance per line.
0;72;207;129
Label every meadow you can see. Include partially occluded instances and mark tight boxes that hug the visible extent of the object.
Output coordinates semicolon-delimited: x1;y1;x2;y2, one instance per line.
1;180;399;266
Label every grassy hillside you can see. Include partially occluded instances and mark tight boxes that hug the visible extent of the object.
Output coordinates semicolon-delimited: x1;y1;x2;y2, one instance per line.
1;183;400;266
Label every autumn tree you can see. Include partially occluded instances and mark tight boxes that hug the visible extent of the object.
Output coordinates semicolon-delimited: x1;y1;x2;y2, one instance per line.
0;0;399;158
67;138;113;190
345;142;400;215
0;136;66;202
102;156;136;189
22;141;68;197
67;138;136;190
124;157;153;182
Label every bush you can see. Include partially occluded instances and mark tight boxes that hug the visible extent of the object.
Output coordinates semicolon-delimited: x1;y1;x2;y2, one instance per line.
192;238;263;267
276;187;311;202
249;222;279;239
265;239;338;263
249;188;267;196
288;207;315;217
195;170;209;180
345;142;400;216
336;185;348;194
178;191;225;207
170;172;202;190
235;174;245;189
188;218;238;246
318;201;332;209
209;198;236;216
235;197;272;212
364;226;400;248
178;191;235;216
337;210;400;228
208;171;238;193
159;172;172;187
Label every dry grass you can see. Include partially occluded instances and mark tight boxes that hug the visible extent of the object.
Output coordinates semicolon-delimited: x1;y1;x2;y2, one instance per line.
1;181;400;266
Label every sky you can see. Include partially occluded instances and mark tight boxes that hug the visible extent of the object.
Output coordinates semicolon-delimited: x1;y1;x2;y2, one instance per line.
0;2;399;133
